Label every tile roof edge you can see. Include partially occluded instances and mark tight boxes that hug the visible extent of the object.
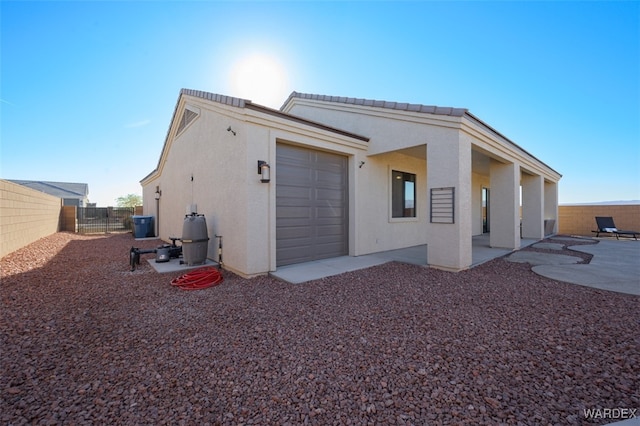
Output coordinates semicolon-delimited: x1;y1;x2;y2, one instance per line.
282;92;468;117
181;88;249;108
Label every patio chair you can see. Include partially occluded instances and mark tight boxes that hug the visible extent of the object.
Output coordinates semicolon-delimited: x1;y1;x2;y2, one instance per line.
592;216;639;240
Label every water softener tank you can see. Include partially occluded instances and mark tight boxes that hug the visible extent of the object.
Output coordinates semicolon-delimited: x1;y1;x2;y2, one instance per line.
182;213;209;265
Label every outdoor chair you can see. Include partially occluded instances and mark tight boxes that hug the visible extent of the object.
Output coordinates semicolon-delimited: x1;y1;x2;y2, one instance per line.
592;216;639;240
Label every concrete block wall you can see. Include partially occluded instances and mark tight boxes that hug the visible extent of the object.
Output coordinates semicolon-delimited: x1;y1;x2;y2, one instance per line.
558;204;640;236
0;179;62;258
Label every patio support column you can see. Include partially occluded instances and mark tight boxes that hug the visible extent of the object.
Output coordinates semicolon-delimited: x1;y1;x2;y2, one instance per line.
521;173;544;239
426;136;472;271
489;160;520;249
544;180;559;234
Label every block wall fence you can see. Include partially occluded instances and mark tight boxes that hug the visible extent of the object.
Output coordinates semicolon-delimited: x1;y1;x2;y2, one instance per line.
0;179;62;258
558;204;640;236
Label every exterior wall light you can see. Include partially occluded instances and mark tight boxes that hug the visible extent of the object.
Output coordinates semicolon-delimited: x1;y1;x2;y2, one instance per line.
154;187;161;200
258;161;271;183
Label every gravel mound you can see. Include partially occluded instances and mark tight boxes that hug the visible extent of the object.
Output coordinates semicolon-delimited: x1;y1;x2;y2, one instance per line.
2;233;638;425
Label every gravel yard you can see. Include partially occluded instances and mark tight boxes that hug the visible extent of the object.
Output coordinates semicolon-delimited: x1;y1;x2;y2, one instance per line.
1;232;638;425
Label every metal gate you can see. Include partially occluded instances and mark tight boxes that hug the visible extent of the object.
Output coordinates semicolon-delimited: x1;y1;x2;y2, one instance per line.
77;207;134;234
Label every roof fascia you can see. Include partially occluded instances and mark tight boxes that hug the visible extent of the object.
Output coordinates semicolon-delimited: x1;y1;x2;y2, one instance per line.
281;92;468;117
283;96;464;131
462;112;561;180
140;93;184;185
244;102;369;142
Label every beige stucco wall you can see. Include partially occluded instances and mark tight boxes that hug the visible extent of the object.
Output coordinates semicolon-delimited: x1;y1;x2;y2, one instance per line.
284;101;465;261
142;95;369;277
0;179;62;258
285;98;561;271
559;204;640;236
143;101;252;276
354;151;428;254
143;93;561;275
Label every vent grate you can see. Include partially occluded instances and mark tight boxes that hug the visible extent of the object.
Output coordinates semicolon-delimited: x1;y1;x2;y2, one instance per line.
176;108;198;135
430;187;455;224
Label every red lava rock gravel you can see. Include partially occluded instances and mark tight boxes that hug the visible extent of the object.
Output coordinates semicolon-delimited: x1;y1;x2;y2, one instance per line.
1;232;638;425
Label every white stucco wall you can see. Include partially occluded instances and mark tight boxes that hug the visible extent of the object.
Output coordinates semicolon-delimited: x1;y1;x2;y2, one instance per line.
142;92;561;275
354;151;428;255
285;97;561;271
287;101;478;270
142;99;252;276
142;94;370;277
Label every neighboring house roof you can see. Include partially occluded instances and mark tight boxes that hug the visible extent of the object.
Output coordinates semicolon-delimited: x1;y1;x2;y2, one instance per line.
282;92;561;178
8;180;89;199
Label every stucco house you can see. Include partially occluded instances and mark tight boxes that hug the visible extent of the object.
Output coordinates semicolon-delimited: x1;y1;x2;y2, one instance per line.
141;89;561;277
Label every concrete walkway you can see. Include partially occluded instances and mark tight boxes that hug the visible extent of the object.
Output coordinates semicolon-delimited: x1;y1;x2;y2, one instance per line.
271;235;640;295
527;238;640;296
270;245;428;284
271;236;536;284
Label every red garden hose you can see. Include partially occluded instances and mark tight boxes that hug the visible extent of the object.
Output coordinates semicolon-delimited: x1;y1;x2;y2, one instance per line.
171;266;223;291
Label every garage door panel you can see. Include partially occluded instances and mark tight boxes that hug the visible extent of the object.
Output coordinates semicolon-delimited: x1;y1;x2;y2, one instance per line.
315;188;344;201
315;242;346;257
276;196;313;207
278;238;315;250
316;207;345;219
276;206;312;219
316;172;344;187
277;248;313;264
279;169;312;184
277;225;312;240
276;144;348;267
277;185;311;199
316;224;345;236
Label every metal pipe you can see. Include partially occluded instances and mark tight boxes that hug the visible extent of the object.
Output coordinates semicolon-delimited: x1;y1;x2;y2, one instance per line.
215;235;223;269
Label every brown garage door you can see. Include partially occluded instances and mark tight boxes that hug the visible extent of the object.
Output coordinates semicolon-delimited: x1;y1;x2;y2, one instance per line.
276;144;348;266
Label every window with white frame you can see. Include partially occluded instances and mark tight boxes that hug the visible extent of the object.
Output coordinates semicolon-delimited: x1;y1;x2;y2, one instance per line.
392;170;416;218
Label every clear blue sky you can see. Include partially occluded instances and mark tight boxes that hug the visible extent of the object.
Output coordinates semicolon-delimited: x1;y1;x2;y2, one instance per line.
1;1;638;205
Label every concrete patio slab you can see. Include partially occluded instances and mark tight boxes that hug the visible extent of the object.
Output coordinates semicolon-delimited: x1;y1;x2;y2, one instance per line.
470;235;537;266
147;257;219;274
549;236;595;243
271;237;538;284
532;240;640;295
507;251;582;265
531;242;565;250
271;245;428;284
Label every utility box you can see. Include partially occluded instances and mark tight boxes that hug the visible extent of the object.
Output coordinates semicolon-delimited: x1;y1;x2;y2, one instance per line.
132;215;155;238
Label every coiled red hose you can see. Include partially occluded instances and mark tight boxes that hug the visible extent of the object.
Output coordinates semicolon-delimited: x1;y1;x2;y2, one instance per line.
171;266;223;291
